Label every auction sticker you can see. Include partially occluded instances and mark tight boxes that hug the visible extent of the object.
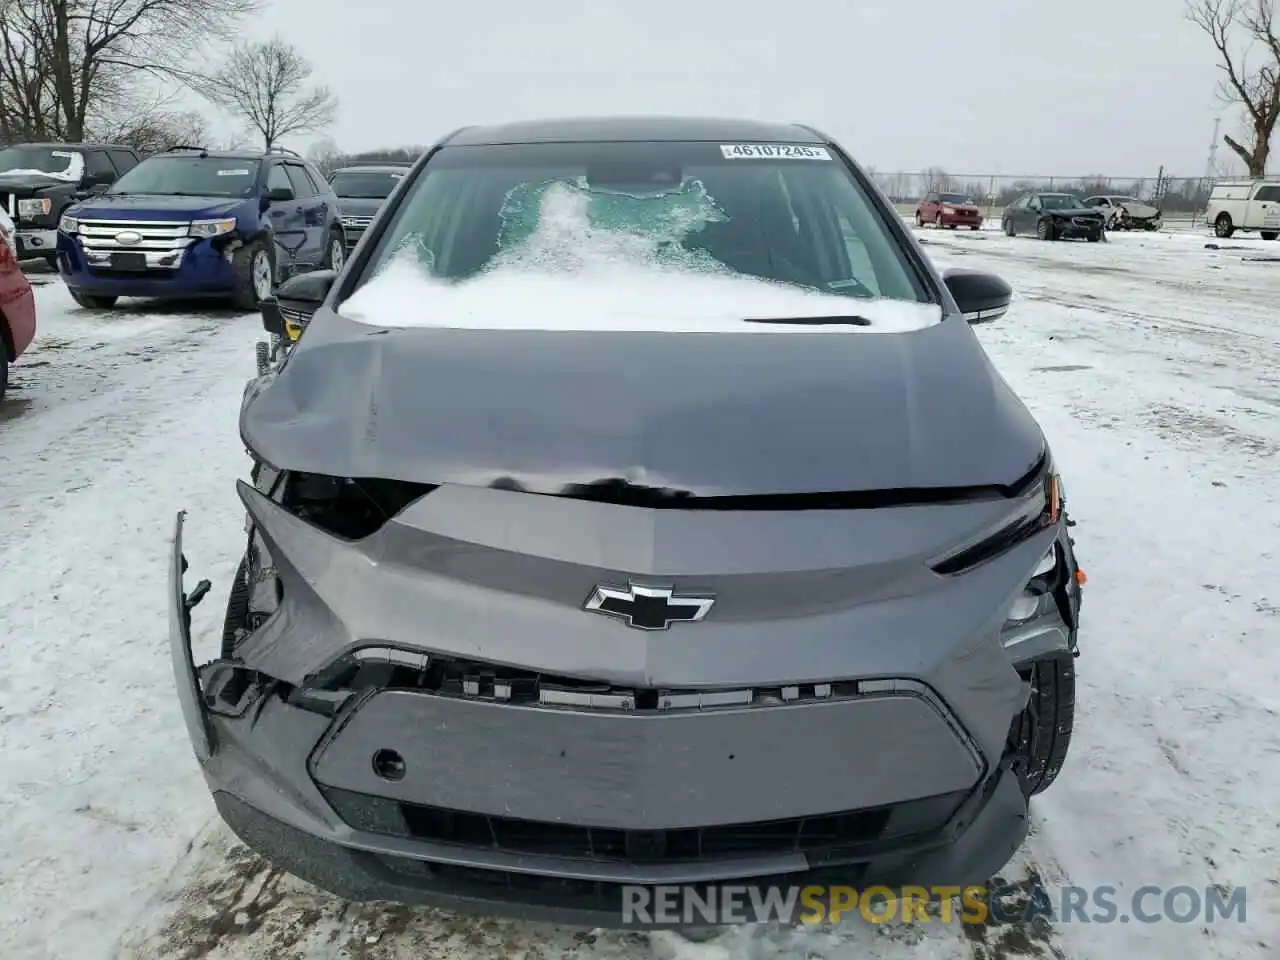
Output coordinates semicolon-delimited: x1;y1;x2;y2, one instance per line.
217;169;251;176
720;144;831;160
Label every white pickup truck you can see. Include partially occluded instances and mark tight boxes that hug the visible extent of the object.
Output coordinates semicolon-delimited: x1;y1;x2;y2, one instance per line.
1205;179;1280;239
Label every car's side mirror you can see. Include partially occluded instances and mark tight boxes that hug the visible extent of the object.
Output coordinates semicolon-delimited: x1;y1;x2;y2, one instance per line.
278;269;337;305
943;268;1012;323
265;186;294;203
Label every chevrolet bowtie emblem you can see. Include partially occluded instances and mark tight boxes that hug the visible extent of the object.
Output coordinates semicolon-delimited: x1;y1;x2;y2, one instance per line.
583;582;716;630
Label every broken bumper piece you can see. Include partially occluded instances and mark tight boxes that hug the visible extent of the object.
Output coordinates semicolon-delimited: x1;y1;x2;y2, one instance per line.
168;511;1031;929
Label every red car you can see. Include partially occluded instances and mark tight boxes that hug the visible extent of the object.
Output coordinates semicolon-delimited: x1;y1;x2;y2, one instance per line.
0;208;38;403
915;191;984;230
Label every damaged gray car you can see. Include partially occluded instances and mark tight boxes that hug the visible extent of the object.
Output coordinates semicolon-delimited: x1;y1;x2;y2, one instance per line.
169;116;1085;929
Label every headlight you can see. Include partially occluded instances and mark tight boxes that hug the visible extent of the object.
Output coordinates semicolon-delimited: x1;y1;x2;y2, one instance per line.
1004;544;1059;623
18;197;51;218
59;214;79;234
189;218;237;239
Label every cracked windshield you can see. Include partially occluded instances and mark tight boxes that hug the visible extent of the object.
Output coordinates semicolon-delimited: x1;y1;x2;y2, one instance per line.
2;1;1275;960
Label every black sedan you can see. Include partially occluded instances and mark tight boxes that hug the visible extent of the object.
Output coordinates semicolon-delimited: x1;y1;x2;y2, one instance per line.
1001;192;1105;242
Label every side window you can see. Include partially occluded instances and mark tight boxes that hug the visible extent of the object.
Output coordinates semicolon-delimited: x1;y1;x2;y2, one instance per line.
925;192;938;203
266;164;293;196
284;164;316;198
1028;195;1042;210
108;150;138;173
84;150;117;182
302;163;329;194
1254;185;1280;202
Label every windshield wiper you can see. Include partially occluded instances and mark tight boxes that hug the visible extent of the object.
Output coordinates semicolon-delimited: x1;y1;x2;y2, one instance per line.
741;315;872;326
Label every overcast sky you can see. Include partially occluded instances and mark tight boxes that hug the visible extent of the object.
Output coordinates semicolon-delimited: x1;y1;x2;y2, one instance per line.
221;0;1236;178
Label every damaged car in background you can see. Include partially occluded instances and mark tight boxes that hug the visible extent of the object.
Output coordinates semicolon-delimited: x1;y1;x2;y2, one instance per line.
1083;194;1162;231
170;116;1086;930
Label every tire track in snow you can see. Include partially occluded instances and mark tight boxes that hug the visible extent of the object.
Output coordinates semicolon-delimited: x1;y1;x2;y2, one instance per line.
0;287;249;550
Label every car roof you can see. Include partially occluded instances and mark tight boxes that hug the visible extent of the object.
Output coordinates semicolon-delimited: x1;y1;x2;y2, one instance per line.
160;150;272;161
444;115;826;146
16;141;134;151
332;164;411;173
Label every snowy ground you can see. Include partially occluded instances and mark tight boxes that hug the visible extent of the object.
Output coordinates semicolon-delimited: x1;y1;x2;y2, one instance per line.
1;226;1278;959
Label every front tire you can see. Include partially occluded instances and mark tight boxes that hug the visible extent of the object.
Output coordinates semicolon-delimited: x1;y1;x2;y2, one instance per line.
231;240;274;311
1037;218;1054;241
221;557;252;660
1262;231;1278;241
1214;213;1234;238
322;229;346;271
1010;650;1076;796
69;290;118;309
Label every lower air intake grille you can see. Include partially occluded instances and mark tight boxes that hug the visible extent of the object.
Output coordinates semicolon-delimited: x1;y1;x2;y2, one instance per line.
322;786;966;864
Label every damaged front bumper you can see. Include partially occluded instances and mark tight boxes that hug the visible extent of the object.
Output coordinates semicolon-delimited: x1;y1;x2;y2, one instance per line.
166;494;1069;928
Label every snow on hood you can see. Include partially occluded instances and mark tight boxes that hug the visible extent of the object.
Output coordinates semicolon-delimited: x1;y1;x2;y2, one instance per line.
0;150;84;183
337;179;942;334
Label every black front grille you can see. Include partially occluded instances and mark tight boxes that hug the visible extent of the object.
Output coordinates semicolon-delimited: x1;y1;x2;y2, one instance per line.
279;305;310;325
1072;216;1099;227
322;785;966;865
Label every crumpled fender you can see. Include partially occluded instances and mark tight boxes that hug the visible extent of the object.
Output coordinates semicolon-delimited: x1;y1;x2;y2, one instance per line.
169;511;214;762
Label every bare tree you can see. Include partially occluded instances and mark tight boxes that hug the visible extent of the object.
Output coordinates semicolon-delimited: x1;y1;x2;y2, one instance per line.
1187;0;1280;177
305;134;342;174
920;167;954;192
199;37;336;150
0;0;257;144
93;106;210;154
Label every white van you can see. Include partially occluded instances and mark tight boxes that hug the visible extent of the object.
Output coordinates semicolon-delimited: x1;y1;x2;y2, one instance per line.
1205;179;1280;239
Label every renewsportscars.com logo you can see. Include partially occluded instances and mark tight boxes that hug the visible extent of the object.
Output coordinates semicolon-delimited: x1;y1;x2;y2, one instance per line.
619;883;1256;927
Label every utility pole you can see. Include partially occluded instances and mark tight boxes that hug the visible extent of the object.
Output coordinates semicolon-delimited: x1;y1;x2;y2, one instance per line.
1203;117;1221;181
1190;118;1222;227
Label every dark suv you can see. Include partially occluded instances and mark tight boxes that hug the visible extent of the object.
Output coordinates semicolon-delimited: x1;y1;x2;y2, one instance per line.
0;141;142;266
55;146;345;310
329;164;411;252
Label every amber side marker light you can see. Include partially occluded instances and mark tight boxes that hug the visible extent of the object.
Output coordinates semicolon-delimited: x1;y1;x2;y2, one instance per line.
1076;568;1088;586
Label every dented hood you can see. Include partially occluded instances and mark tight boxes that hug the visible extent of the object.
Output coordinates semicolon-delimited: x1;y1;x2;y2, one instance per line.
1118;200;1159;219
240;309;1045;496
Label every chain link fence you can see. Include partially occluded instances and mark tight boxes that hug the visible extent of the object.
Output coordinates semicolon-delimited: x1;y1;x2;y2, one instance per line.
869;172;1223;226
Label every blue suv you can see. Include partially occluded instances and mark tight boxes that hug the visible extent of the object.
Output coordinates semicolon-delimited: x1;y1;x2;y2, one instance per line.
55;146;346;310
